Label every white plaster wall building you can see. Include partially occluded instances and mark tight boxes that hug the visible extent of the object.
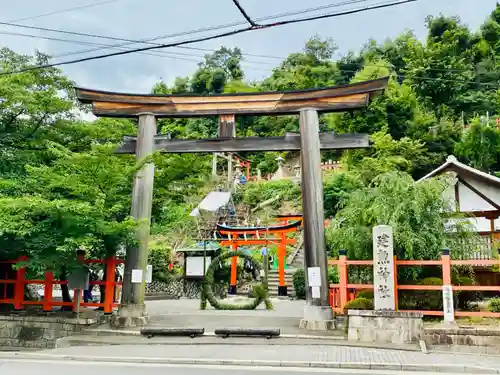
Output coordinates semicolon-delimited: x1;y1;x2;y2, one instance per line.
419;155;500;259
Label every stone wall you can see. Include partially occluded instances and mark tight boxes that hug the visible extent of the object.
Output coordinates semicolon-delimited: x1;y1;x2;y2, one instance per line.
424;326;500;355
145;279;228;299
0;314;99;348
347;310;424;345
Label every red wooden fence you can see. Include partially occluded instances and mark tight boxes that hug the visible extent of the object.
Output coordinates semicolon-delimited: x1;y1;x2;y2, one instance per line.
328;249;500;318
0;256;124;313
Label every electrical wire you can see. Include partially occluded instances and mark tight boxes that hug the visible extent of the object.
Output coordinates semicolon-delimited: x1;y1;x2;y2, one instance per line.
0;0;418;75
0;31;486;78
231;0;258;27
2;28;480;76
2;29;496;89
8;0;124;23
1;0;372;60
0;30;274;67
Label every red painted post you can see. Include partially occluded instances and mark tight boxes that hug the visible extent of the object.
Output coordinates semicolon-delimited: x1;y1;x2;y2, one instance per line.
229;236;238;295
13;256;27;310
338;249;348;313
441;250;452;285
103;257;116;313
277;233;287;296
393;255;399;310
43;272;54;312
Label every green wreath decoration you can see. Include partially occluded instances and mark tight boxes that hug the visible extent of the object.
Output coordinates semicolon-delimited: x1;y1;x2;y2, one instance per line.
202;250;272;310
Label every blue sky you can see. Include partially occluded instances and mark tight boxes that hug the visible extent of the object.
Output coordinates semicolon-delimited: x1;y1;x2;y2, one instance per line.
1;0;498;93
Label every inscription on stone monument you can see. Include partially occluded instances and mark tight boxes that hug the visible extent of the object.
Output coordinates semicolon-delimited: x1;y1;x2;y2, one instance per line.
373;225;396;310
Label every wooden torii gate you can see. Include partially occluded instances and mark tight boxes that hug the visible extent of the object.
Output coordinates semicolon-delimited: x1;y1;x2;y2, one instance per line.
75;77;388;328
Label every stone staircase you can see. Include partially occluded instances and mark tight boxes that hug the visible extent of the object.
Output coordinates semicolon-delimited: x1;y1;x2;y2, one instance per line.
286;233;304;268
290;247;304;268
267;269;295;298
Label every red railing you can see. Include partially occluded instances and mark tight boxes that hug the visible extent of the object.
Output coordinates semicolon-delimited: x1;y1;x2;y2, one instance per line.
328;249;500;318
0;256;124;313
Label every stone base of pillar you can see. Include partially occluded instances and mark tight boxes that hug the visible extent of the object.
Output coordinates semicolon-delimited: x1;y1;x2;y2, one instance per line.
299;304;336;331
109;304;148;328
278;285;287;296
228;285;237;295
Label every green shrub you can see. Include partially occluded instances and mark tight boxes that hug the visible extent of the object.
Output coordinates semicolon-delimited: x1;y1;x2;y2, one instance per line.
488;298;500;313
455;276;481;311
328;267;339;284
147;245;174;283
293;268;306;299
344;297;373;312
417;277;443;310
399;277;443;310
356;289;374;300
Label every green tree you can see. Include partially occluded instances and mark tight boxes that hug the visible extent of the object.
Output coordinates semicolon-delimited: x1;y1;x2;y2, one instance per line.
405;15;474;119
455;120;500;172
326;172;476;266
0;48;75;178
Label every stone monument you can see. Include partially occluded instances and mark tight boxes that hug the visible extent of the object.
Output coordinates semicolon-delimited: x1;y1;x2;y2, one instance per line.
373;225;396;310
347;225;424;344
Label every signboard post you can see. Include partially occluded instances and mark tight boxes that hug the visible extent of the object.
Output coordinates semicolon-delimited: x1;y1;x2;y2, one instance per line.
442;285;455;323
145;265;153;284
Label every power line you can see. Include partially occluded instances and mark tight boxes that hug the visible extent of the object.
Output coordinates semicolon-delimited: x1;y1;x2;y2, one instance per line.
1;0;372;60
0;30;274;67
178;46;282;60
8;0;123;23
230;0;258;27
0;0;418;75
2;20;246;60
0;25;480;75
2;31;498;89
1;29;483;76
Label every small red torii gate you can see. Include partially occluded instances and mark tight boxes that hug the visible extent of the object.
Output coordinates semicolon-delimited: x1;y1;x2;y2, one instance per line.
215;215;329;296
217;219;302;296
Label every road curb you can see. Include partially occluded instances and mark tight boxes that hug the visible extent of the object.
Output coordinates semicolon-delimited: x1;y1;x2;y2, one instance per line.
85;328;346;342
87;329;346;341
74;330;422;352
1;352;499;373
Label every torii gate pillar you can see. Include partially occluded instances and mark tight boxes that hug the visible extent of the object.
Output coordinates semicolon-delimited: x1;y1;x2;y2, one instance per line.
298;108;334;331
112;112;156;328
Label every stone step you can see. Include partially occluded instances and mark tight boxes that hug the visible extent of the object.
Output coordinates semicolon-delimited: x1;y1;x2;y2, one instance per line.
268;284;294;291
267;276;295;279
267;284;294;290
267;280;293;285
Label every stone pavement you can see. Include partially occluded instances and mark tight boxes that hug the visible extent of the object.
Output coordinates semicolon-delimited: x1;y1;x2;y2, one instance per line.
145;298;305;316
99;299;337;336
4;343;500;373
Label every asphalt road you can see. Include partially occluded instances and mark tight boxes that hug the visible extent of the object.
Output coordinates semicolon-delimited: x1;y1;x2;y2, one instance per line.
0;359;460;375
